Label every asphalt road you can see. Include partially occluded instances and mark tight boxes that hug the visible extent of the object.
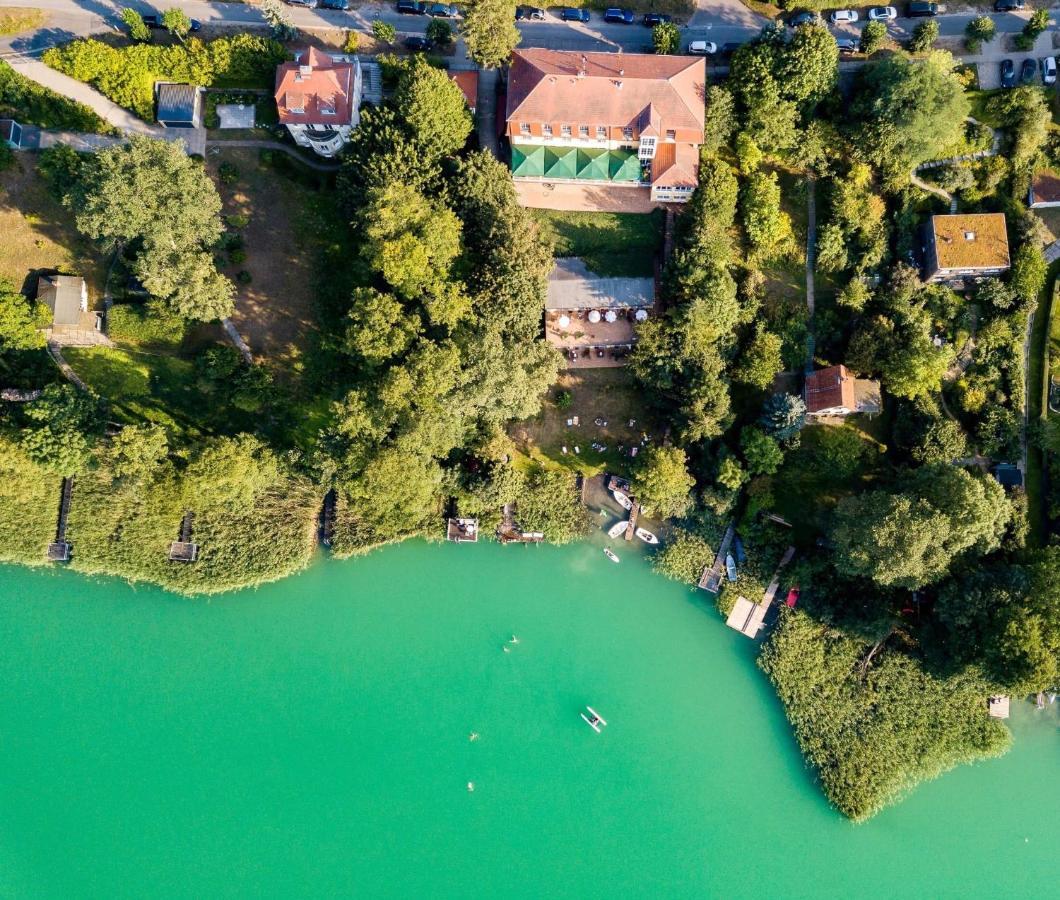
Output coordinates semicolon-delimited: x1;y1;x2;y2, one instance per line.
0;0;1053;58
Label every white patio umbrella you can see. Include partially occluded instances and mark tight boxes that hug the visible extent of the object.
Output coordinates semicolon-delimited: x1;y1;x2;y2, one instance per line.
588;310;601;324
635;309;648;321
558;315;571;329
604;310;617;323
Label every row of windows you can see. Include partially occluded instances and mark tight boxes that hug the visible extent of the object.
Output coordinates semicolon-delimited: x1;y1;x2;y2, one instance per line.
518;123;677;141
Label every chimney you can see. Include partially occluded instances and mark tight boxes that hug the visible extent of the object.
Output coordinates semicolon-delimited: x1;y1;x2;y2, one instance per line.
619;68;625;77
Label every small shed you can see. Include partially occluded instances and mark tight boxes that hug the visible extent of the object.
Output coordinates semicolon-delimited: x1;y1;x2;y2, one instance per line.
37;274;87;326
0;118;23;149
156;83;202;129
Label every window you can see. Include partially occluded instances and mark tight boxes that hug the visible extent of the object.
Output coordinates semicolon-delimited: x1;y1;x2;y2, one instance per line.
638;136;656;160
665;129;675;140
579;125;589;138
561;124;572;137
622;127;634;140
519;122;530;135
543;124;553;137
596;126;607;139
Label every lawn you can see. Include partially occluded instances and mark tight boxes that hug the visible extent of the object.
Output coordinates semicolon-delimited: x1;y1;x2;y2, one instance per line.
760;168;810;370
966;89;1004;129
531;208;664;278
0;7;45;35
509;367;660;477
0;156;107;302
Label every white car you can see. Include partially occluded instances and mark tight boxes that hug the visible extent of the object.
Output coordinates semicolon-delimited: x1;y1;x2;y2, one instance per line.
868;6;898;20
829;9;859;23
1044;56;1057;85
687;40;717;55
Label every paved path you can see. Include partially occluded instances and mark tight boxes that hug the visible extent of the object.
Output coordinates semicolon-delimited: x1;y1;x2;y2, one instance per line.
1044;237;1060;264
46;342;88;391
910;171;956;212
205;138;340;171
805;176;816;374
1021;307;1034;476
476;66;499;159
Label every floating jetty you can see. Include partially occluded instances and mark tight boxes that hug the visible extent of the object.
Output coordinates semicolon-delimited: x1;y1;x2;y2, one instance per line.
447;517;479;543
46;476;74;562
168;510;199;563
698;522;735;594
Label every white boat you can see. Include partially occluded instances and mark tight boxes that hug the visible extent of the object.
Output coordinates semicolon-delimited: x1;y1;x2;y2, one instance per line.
603;547;620;563
612;489;633;511
725;553;737;582
634;527;658;545
607;520;628;539
580;705;608;732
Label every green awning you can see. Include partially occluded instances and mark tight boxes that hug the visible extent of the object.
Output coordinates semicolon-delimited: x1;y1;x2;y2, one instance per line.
511;144;544;177
576;148;609;181
544;146;577;179
609;150;642;182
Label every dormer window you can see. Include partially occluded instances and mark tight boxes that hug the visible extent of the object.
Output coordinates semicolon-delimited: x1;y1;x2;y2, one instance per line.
320;96;336;115
561;124;572;137
623;127;633;140
520;122;530;135
665;129;676;140
579;125;589;138
287;92;305;114
543;124;553;137
596;126;606;139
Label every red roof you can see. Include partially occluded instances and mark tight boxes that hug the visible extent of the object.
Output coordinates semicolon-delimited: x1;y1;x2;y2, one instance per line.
804;365;855;413
506;50;705;140
450;70;478;111
651;142;698;189
275;48;355;126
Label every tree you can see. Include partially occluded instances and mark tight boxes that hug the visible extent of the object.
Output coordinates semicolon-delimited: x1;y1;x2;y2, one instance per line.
860;20;887;56
120;8;151;42
0;282;49;351
734;132;763;175
1010;242;1047;305
759;393;806;443
426;19;453;47
837;278;870;311
360;182;462;307
701;86;736;156
372;19;397;44
653;528;714;585
717;456;747;491
831;465;1010;589
850;51;970;177
343;287;420;364
104;424;168;482
19;384;103;474
514;469;592;543
741;426;784;476
162;8;192;43
908;19;939;53
260;0;296;40
338;106;439;207
461;0;521;68
911;417;967;464
964;15;995;53
184;434;282;511
136;249;235;321
733;326;783;389
632;446;695;518
989;87;1050;172
741;171;792;258
653;21;681;55
393;58;473;160
780;23;839;107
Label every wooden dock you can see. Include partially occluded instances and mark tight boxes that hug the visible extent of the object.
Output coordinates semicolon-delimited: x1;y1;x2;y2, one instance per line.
46;476;73;562
319;488;336;547
725;545;797;639
168;510;199;563
446;517;479;543
497;503;544;544
698;522;734;593
624;501;639;541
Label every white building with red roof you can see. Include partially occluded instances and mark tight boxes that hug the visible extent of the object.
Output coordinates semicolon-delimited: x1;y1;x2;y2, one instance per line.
505;49;705;203
275;48;362;158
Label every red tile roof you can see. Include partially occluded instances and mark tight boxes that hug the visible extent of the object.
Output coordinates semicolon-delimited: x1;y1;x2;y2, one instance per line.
275;48;355;126
652;142;698;188
804;365;855;414
506;50;705;139
450;70;478;111
1031;170;1060;205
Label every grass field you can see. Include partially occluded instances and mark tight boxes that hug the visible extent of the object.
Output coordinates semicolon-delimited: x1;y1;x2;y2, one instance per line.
531;208;664;278
0;7;45;36
509;368;659;477
0;157;107;302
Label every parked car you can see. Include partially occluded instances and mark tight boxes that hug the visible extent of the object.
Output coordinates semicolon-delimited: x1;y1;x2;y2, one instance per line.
319;0;350;8
642;13;671;26
788;12;820;27
516;5;545;19
561;7;591;22
994;0;1025;11
1000;58;1017;88
396;0;427;14
284;0;318;7
868;6;897;20
427;3;459;16
906;2;938;16
405;35;434;51
1021;57;1039;84
829;10;859;24
687;40;717;55
1043;56;1057;85
142;13;202;29
603;8;635;24
836;38;858;55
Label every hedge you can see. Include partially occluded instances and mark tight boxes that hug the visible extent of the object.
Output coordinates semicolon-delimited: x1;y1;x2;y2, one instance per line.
0;60;113;133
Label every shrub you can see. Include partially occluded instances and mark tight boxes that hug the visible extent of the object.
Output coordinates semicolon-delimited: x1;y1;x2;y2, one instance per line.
555;389;572;410
0;142;13;171
218;160;239;184
426;19;453;47
860;21;887;56
372;19;397;45
908;19;938;53
226;213;250;230
107;302;187;347
228;248;247;265
344;30;360;54
236;270;252;285
964;15;995;53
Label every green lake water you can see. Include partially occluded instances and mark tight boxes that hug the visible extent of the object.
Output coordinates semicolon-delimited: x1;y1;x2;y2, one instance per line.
1;539;1057;899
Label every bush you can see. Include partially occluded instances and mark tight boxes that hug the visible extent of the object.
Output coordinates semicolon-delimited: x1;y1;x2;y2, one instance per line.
372;19;397;45
218;160;239;185
226;213;250;230
0;60;112;133
964;15;995;53
344;30;360;54
236;270;252;285
908;19;939;53
860;21;887;56
107;302;186;347
555;389;572;410
426;19;453;47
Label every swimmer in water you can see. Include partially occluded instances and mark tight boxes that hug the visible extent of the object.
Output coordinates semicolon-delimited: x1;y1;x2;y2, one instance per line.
467;782;475;792
508;635;520;644
503;646;510;653
469;732;480;742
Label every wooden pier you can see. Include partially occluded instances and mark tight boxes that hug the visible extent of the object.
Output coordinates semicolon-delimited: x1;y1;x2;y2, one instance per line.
46;476;74;562
497;503;544;544
698;522;734;593
725;545;797;639
168;510;199;563
624;500;639;541
319;488;336;547
447;517;479;543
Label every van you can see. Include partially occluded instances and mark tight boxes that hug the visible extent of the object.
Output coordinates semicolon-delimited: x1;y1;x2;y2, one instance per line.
906;2;938;16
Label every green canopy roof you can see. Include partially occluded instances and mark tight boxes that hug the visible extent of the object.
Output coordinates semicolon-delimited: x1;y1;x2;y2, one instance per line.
576;148;609;181
511;144;544;177
544;146;577;179
609;150;643;183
